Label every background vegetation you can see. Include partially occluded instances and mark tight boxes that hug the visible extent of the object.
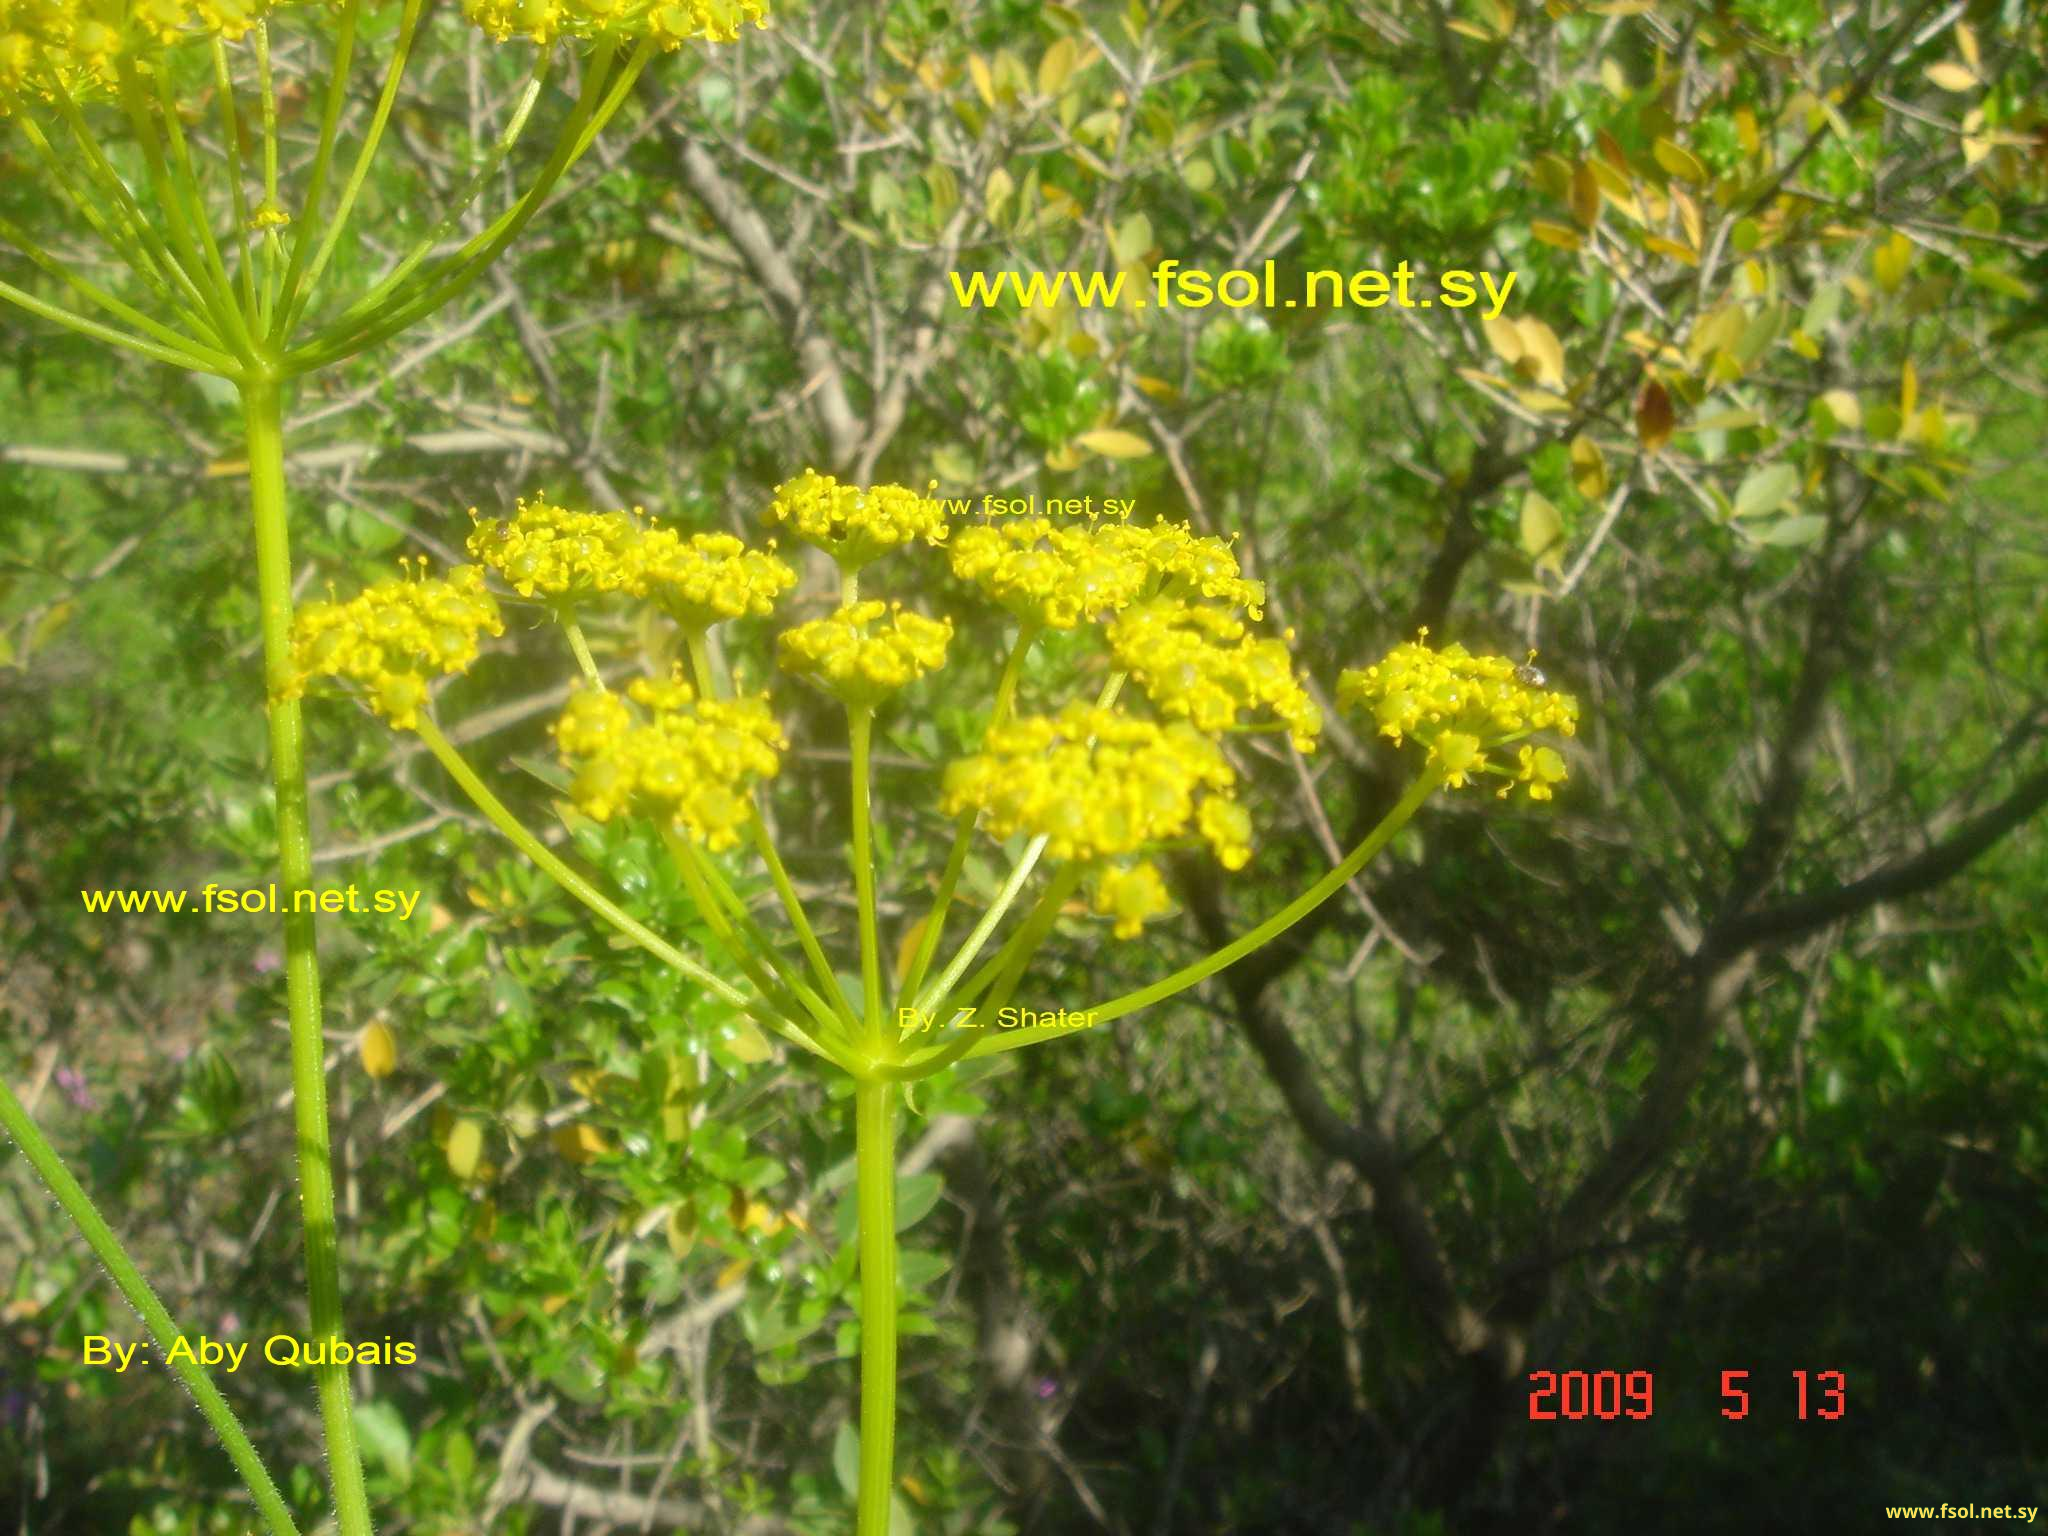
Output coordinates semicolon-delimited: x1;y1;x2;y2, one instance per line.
3;0;2044;1530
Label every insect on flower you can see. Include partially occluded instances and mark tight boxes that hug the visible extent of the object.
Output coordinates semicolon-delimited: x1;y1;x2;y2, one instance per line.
1515;654;1548;688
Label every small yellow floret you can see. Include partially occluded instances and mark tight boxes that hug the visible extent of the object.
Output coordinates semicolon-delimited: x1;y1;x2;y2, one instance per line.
777;600;952;706
1092;860;1172;940
287;563;504;730
1336;632;1578;798
553;671;785;849
940;703;1250;869
1107;600;1322;751
764;470;948;569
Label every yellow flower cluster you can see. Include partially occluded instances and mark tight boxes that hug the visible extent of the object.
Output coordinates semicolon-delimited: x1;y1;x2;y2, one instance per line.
467;496;645;604
940;703;1252;871
945;517;1266;631
1092;859;1172;940
1107;600;1322;752
1336;631;1578;797
553;672;784;849
764;470;948;570
946;518;1155;630
0;0;289;103
1103;521;1266;616
635;528;795;630
460;0;767;50
287;563;504;730
776;600;952;707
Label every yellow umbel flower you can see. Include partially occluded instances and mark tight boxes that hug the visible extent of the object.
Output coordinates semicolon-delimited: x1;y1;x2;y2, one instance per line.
633;528;795;630
1;0;294;102
1336;632;1578;798
1107;600;1322;752
1096;521;1266;617
461;0;767;48
940;703;1251;869
287;562;504;730
765;470;948;570
946;518;1155;629
467;495;643;604
553;671;784;849
777;600;952;707
1092;860;1172;940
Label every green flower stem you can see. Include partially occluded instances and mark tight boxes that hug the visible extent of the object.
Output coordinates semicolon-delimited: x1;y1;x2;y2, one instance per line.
112;58;247;358
293;38;650;372
151;60;257;358
852;1077;899;1536
882;862;1086;1083
0;273;227;373
848;707;884;1040
241;375;374;1536
562;614;603;688
909;831;1047;1022
8;94;205;332
682;632;849;1016
896;619;1040;1006
275;0;365;322
657;824;852;1050
300;60;549;342
276;0;429;341
209;38;259;319
38;74;218;331
410;718;854;1070
963;766;1449;1063
0;219;234;374
0;1076;300;1536
960;861;1085;1020
254;19;285;330
750;814;848;1022
909;671;1127;1029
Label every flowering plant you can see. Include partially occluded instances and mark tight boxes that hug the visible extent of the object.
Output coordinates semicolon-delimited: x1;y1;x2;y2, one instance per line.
0;4;762;1534
290;473;1581;1534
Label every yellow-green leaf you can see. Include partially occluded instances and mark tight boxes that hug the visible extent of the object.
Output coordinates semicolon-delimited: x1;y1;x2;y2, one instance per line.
1923;61;1980;92
446;1119;484;1180
1075;428;1153;459
1733;462;1799;519
1520;490;1564;563
725;1019;772;1064
1652;137;1706;182
1570;435;1607;498
359;1021;397;1080
1819;389;1861;429
1112;212;1153;267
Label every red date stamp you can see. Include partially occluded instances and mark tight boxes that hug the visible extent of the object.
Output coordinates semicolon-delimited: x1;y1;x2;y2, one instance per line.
1527;1369;1847;1421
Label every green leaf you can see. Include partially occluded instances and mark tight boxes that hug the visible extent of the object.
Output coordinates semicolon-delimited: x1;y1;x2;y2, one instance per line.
1755;514;1826;546
894;1172;944;1233
833;1422;860;1501
1732;463;1799;519
1519;490;1563;565
354;1400;413;1487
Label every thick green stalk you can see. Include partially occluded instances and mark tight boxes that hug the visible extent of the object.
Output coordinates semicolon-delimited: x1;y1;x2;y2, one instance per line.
849;707;884;1037
241;375;375;1536
0;1077;299;1536
853;1078;899;1536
